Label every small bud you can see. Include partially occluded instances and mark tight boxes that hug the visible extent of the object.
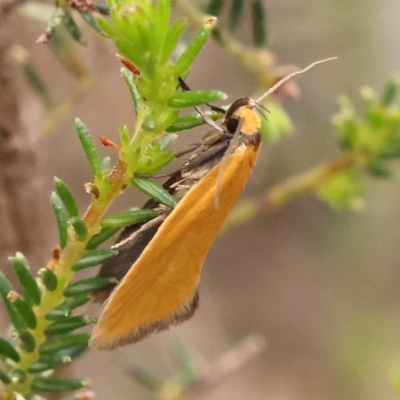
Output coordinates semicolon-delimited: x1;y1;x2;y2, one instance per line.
52;245;60;260
116;54;140;75
99;137;121;153
84;182;100;199
70;217;88;241
11;369;27;384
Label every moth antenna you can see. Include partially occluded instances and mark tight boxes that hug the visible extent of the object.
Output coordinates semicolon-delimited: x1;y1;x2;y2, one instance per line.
254;105;269;121
257;103;271;113
255;57;338;104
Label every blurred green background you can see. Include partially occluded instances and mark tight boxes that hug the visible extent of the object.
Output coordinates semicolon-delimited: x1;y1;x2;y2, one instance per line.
2;0;400;399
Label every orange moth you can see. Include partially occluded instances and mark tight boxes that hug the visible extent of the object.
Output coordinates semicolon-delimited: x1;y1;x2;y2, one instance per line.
90;58;336;349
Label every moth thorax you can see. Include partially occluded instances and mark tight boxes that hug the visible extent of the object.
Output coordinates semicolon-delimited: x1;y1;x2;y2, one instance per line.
235;107;261;136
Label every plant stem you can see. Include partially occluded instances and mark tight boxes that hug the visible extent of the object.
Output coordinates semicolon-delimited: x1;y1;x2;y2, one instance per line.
222;153;356;232
265;153;356;210
4;161;129;398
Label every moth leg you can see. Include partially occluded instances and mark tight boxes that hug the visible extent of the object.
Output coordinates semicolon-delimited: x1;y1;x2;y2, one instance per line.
178;77;225;132
184;141;230;170
134;171;180;179
175;143;201;158
178;77;226;114
205;103;226;114
195;106;224;133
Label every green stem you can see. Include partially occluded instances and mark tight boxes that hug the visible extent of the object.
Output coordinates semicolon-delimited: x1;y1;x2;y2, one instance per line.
4;161;129;398
265;153;356;210
221;153;356;233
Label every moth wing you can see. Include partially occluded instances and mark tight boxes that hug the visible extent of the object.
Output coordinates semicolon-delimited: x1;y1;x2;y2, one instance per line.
91;144;261;349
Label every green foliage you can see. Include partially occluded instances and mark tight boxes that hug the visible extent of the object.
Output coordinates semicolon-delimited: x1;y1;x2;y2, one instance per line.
0;338;21;363
51;192;69;249
100;208;159;229
27;355;71;373
86;227;120;250
70;217;88;241
260;101;293;142
71;249;119;271
251;0;268;47
45;316;97;335
168;89;227;108
54;177;79;218
334;78;400;169
9;294;37;329
166;110;223;132
75;118;102;176
9;253;41;305
318;170;364;210
39;268;59;292
0;272;26;330
31;377;90;392
320;76;400;208
18;331;36;353
0;1;222;398
97;0;215;143
37;0;102;45
132;177;178;208
203;0;268;46
4;0;400;398
64;277;118;297
39;333;91;355
0;369;11;385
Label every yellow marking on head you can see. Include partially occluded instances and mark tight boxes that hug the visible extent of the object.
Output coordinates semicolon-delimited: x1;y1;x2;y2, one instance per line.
233;106;261;135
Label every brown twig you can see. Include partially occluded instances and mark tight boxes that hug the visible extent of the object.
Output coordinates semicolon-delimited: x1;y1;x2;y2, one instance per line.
154;335;266;400
188;334;266;397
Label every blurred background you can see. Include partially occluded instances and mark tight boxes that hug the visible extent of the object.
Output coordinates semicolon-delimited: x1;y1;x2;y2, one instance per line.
1;0;400;399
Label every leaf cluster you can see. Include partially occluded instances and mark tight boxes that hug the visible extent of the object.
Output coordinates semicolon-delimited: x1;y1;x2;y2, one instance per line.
0;1;228;398
319;77;400;208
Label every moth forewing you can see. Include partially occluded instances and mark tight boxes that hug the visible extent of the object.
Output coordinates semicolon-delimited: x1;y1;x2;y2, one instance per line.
91;127;262;349
91;57;336;348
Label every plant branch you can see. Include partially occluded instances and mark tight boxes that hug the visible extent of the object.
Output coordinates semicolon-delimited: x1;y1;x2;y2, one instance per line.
172;0;276;87
188;334;266;397
264;152;356;210
222;153;357;232
4;160;129;398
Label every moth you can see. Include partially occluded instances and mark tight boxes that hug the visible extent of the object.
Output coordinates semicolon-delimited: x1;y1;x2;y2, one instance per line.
90;58;336;349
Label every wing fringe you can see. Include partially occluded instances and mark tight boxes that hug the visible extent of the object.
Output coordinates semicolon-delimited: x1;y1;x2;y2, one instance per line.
91;289;199;349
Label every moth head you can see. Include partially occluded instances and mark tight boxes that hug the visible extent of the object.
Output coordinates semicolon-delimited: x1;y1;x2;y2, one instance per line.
224;97;261;136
